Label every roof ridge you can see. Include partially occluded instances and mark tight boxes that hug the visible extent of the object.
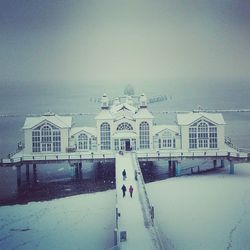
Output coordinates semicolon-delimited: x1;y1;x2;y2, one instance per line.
53;114;71;127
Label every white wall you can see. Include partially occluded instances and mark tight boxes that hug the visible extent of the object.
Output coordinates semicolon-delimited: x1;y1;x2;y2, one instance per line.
217;125;225;149
23;129;32;154
180;126;189;150
60;128;69;153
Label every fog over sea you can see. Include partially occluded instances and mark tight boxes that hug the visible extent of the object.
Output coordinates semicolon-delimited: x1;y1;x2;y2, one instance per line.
0;80;249;200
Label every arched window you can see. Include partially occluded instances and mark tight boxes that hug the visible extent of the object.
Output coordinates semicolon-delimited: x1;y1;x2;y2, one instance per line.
139;121;149;149
189;120;217;149
78;133;88;150
32;123;61;152
198;122;208;148
117;122;133;131
100;122;111;150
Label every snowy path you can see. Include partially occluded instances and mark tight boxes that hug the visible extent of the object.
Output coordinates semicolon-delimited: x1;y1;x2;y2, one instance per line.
115;153;160;250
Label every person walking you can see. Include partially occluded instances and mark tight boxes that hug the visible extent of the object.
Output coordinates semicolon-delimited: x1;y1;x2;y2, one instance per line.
129;185;134;198
122;169;127;181
121;184;127;197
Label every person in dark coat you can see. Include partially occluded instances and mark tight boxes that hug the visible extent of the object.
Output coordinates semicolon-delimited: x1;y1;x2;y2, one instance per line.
129;185;134;198
122;169;127;180
121;184;127;197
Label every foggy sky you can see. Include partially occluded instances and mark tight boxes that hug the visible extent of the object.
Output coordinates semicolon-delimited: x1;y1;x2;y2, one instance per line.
0;0;249;85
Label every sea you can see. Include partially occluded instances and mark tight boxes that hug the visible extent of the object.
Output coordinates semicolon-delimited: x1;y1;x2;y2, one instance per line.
0;80;250;201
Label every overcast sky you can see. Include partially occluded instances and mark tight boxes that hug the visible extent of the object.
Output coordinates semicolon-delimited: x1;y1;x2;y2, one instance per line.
0;0;249;85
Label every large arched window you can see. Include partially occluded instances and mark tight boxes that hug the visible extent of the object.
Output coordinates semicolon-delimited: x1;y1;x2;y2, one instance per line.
139;121;149;149
189;120;217;149
78;133;88;150
117;122;133;131
32;123;61;152
100;122;111;150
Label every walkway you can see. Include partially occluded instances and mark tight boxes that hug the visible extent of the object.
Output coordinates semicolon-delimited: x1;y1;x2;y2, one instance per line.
115;152;163;250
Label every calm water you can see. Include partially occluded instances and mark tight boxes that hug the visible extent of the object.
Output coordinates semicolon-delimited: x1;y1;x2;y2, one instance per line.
0;80;249;200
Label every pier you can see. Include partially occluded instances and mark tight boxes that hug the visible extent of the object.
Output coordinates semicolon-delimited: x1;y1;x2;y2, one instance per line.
1;145;249;190
115;152;163;249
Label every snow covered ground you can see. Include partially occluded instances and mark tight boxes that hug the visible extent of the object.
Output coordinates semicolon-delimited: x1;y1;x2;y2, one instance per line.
0;163;250;250
0;191;115;250
147;163;250;250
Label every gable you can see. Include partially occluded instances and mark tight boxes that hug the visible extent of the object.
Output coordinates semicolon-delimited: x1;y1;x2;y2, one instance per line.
152;125;180;136
177;112;225;126
23;115;72;129
32;120;60;130
190;117;217;127
70;127;97;138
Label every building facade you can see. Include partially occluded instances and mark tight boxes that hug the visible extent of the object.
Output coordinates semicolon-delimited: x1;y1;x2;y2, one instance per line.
22;94;226;154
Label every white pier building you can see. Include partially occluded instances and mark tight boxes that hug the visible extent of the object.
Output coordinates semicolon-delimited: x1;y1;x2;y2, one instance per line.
22;93;226;155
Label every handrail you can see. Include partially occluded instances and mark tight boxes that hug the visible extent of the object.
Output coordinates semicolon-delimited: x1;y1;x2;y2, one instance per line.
132;153;165;250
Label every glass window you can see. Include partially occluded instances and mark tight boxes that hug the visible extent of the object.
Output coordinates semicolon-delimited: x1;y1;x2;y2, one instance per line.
158;139;161;149
53;130;61;152
100;122;111;150
139;121;149;149
32;123;61;152
160;131;174;148
32;130;40;152
117;122;133;130
78;133;88;150
114;139;119;150
189;121;217;149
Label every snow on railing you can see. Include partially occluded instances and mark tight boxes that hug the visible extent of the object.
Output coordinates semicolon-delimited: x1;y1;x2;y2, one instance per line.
0;152;116;166
132;153;165;249
225;137;240;151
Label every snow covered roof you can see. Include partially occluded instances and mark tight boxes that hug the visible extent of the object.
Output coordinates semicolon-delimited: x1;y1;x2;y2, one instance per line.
134;108;154;119
70;127;97;137
110;103;138;114
176;112;226;125
152;125;180;135
95;109;114;120
23;114;72;129
95;102;138;121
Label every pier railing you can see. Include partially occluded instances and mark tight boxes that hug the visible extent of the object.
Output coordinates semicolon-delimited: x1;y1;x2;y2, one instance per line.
132;153;165;249
0;152;116;165
1;147;249;167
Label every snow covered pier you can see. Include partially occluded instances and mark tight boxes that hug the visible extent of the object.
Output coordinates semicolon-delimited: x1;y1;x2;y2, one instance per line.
115;152;164;249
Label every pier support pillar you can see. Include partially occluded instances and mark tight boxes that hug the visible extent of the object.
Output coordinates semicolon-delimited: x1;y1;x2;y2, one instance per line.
16;165;21;188
213;159;217;169
33;163;37;184
168;160;174;177
229;161;234;174
26;164;30;184
74;164;79;180
221;159;225;168
175;161;181;177
79;162;83;180
172;161;176;177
